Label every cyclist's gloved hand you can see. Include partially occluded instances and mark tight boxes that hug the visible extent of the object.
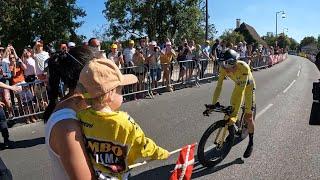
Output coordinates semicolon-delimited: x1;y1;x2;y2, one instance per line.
214;102;221;108
153;147;170;160
224;115;237;125
203;109;209;116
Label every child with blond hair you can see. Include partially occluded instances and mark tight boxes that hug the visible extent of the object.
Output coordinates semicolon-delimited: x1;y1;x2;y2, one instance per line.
77;58;169;179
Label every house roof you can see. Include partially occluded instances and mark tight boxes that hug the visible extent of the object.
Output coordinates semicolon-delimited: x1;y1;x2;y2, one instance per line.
235;23;268;47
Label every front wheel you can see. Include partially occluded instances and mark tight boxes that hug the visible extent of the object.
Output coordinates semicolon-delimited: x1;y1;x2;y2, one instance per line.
197;120;235;167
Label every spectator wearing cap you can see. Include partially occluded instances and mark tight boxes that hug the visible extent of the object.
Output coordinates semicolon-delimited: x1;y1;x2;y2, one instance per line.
68;42;76;49
146;41;161;94
123;40;136;68
160;41;176;92
33;39;50;81
114;40;123;54
107;44;124;68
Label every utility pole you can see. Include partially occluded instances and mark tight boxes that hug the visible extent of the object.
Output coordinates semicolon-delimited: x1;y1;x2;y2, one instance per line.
205;0;208;40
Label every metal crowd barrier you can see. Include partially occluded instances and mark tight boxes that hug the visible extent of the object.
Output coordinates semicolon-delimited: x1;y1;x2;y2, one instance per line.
4;54;287;121
4;80;48;120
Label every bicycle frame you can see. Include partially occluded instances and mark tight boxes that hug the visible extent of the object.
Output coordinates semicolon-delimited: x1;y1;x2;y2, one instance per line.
214;125;229;148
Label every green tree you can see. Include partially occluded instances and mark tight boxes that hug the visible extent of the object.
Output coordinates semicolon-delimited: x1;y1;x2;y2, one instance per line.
300;36;317;48
288;37;299;50
103;0;216;45
262;34;277;47
0;0;86;53
277;34;291;49
317;35;320;49
220;29;245;45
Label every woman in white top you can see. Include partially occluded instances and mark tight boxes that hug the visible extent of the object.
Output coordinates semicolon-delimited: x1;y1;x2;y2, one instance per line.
44;46;95;179
22;48;37;83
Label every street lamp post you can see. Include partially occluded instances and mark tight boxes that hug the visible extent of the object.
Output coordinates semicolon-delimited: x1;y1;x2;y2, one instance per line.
283;28;288;35
276;11;286;38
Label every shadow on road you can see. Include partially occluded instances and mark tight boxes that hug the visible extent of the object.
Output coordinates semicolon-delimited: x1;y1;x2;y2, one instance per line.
130;164;175;180
191;157;244;179
309;102;320;125
130;155;244;180
0;137;45;150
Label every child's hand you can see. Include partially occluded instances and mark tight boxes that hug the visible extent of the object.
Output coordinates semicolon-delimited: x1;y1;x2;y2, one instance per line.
157;148;170;160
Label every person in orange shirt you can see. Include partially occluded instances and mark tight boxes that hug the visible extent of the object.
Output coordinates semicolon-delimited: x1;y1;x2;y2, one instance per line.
9;54;26;85
160;41;176;92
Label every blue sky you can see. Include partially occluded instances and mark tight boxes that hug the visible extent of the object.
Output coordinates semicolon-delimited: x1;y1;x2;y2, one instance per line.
76;0;319;42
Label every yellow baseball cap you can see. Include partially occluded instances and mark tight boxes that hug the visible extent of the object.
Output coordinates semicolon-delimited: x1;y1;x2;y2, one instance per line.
79;58;137;98
129;40;134;44
111;44;117;49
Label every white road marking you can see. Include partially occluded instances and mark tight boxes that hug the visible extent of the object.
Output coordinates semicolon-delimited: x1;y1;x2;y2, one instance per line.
283;80;296;93
256;104;274;119
297;70;301;77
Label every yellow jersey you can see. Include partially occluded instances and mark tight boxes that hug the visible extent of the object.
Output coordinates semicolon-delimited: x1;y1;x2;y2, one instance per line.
212;61;256;123
77;109;168;178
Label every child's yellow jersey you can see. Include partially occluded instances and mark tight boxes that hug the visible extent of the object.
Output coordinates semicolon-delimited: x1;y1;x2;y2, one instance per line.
212;61;256;123
77;109;168;178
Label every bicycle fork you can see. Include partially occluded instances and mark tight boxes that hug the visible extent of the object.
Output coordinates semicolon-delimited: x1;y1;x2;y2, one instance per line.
214;125;228;148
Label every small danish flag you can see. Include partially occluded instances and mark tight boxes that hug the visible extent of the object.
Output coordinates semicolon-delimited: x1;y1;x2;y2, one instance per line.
170;143;196;180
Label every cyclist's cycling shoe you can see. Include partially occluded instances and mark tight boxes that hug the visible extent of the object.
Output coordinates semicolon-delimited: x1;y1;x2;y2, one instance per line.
243;143;253;158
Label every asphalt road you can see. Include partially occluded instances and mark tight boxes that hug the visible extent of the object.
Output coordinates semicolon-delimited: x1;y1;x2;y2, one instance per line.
1;55;319;180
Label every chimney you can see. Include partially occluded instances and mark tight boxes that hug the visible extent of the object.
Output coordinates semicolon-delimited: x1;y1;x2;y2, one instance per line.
236;19;241;28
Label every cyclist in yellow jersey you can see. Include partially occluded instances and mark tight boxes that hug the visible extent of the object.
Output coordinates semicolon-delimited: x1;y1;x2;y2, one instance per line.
77;59;169;179
212;49;256;158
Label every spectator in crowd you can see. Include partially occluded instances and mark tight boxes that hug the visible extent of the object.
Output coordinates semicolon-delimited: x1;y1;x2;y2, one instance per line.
60;43;68;52
139;37;149;58
132;46;146;98
177;40;189;83
107;44;124;68
88;37;106;58
33;39;50;81
211;39;225;75
238;42;247;63
201;40;211;78
123;40;136;68
22;48;37;83
21;48;38;123
189;40;196;51
77;59;169;179
44;46;96;179
67;42;76;50
160;41;176;92
9;53;29;123
246;43;253;66
114;40;123;53
0;47;4;55
0;82;21;148
315;51;320;71
9;54;26;85
146;41;161;94
192;44;203;86
0;47;13;118
186;41;195;83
